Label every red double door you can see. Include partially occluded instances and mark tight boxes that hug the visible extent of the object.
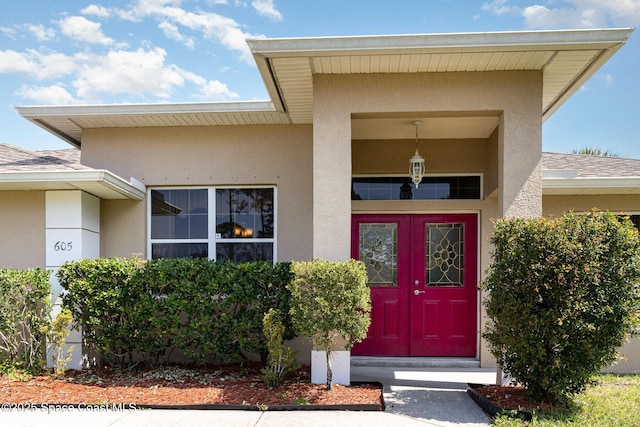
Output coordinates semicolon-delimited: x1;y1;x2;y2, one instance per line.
351;214;477;357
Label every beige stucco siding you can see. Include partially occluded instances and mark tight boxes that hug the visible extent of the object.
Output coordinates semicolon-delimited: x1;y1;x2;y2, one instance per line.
0;191;45;269
353;138;488;175
543;194;640;216
81;125;313;262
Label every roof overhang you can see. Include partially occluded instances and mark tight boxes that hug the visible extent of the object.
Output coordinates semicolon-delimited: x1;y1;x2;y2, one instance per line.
248;28;633;123
15;28;633;148
543;176;640;195
0;170;146;200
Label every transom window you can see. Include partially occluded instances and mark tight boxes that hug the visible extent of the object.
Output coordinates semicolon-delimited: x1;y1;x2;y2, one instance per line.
149;187;275;262
352;176;481;201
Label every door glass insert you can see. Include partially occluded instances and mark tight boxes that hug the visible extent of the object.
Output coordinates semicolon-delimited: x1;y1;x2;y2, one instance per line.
426;223;464;287
359;223;398;287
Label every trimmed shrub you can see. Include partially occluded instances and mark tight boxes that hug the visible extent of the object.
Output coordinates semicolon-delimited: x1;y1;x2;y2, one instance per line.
59;257;147;367
482;211;640;403
59;258;294;367
0;268;51;373
289;259;370;390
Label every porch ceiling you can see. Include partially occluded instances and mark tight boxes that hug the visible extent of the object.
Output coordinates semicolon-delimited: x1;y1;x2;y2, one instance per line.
16;28;632;148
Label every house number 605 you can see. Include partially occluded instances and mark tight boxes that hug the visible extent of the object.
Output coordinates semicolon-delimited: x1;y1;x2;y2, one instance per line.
54;241;73;251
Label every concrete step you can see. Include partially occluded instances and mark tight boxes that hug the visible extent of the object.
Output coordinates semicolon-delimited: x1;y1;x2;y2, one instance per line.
350;356;480;369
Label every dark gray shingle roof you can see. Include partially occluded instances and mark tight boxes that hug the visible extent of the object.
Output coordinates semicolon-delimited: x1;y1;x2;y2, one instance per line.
542;152;640;178
0;143;89;172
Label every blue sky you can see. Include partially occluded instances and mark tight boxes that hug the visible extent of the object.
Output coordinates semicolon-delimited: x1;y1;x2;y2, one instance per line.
1;0;639;156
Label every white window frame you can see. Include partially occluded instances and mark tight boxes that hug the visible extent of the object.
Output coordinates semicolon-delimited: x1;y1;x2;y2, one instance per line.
147;186;277;262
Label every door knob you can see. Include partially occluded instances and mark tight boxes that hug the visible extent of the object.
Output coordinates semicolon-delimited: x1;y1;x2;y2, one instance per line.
414;289;425;295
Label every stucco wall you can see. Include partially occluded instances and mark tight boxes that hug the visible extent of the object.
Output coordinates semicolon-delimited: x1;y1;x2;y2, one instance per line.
0;191;45;269
353;138;488;175
543;194;640;216
81;125;313;262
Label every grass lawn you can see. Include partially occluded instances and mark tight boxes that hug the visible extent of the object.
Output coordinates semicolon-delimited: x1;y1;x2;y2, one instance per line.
493;374;640;426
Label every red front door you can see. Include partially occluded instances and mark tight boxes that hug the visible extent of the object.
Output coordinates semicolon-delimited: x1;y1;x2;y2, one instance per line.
351;214;477;357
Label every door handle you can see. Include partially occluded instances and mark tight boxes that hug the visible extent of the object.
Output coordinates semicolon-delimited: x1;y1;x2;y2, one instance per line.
414;289;425;295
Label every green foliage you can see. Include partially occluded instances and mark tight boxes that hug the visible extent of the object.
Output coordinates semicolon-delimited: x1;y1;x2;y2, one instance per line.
44;308;74;377
289;259;370;389
571;147;621;157
59;257;147;367
261;308;299;388
0;268;51;373
493;374;640;426
59;257;295;367
483;211;640;403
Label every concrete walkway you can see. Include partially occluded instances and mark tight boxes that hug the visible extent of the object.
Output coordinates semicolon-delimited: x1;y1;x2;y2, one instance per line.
0;365;496;427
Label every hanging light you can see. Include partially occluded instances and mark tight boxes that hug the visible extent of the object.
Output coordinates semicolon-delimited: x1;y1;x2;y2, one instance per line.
409;120;425;189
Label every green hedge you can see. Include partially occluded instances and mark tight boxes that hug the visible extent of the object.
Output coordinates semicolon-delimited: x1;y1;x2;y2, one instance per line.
0;268;51;373
59;258;294;367
482;211;640;403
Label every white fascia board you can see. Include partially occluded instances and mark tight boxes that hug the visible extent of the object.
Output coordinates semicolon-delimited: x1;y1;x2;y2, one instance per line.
247;28;633;57
543;176;640;191
15;101;277;118
0;170;146;200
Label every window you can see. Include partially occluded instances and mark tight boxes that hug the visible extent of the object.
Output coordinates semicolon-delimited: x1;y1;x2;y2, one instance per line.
352;176;481;201
149;187;275;262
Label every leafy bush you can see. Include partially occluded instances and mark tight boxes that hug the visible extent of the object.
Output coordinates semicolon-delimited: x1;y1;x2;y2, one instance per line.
289;259;370;390
59;257;147;367
0;268;51;373
483;211;640;403
44;307;74;377
261;308;298;388
59;258;294;367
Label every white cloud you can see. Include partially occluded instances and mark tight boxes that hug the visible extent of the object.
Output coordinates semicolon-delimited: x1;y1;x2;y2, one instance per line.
72;48;185;100
0;50;33;74
81;4;112;18
200;80;240;100
158;20;195;48
16;84;77;104
482;0;640;28
113;0;262;63
1;26;18;39
521;0;640;29
0;49;75;80
481;0;521;16
252;0;283;22
58;16;114;45
26;24;56;41
597;73;614;87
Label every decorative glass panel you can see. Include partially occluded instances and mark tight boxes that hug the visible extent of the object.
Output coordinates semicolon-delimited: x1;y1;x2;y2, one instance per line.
359;223;398;287
426;223;464;287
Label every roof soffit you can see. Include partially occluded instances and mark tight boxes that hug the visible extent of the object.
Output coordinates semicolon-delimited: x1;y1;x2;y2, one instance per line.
16;28;632;146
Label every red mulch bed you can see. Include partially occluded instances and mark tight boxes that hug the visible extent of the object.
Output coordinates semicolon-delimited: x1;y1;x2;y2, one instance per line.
0;365;382;408
472;384;556;412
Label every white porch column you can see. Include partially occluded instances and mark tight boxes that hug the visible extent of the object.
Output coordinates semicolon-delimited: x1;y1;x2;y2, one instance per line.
46;190;100;369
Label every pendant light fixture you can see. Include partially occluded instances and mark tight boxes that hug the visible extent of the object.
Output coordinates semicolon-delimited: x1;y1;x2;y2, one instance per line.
409;120;425;189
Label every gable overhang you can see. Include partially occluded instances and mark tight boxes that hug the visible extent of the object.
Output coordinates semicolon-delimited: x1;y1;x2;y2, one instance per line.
15;28;633;148
0;170;146;200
